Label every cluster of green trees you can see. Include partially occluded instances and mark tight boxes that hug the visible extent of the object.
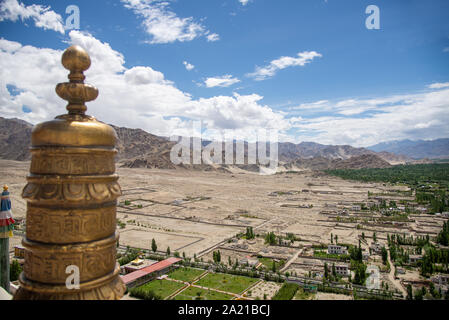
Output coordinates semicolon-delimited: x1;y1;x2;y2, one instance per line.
118;248;140;266
245;227;255;239
347;240;368;285
272;282;299;300
387;233;430;247
129;286;162;300
420;247;449;276
327;164;449;215
285;233;298;243
212;250;221;263
349;240;363;261
418;190;448;213
351;261;368;285
264;232;276;245
437;221;449;246
326;163;449;185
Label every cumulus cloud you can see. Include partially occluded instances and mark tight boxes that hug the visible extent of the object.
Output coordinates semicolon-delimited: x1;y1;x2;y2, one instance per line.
206;33;220;42
428;82;449;89
0;0;64;34
0;31;287;141
204;75;241;88
289;89;449;147
239;0;251;6
247;51;322;81
183;61;194;71
121;0;219;44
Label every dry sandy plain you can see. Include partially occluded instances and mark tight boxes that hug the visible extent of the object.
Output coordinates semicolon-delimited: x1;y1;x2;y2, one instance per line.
1;159;391;257
1;159;444;299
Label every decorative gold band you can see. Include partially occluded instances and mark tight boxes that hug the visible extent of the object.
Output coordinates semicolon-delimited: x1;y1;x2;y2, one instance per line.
22;180;121;205
22;232;118;284
15;264;126;300
31;153;116;175
26;203;117;244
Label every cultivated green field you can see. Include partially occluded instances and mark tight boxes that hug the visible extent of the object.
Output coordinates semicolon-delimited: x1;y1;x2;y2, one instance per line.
173;287;233;300
195;273;258;294
259;257;285;271
168;267;205;283
132;279;186;299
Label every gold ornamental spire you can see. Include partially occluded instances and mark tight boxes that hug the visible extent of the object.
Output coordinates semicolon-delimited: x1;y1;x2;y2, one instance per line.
14;45;126;300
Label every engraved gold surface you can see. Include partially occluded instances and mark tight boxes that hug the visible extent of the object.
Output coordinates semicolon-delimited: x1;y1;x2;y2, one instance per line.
14;265;125;300
26;204;117;244
14;45;125;300
22;233;117;284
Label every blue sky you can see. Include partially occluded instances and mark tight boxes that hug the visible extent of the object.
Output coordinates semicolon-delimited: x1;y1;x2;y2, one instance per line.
0;0;449;146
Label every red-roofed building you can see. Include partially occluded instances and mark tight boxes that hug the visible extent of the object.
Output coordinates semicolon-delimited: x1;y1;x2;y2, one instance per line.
121;257;181;288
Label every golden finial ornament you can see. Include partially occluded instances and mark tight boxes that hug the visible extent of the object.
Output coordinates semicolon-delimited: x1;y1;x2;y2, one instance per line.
14;45;126;300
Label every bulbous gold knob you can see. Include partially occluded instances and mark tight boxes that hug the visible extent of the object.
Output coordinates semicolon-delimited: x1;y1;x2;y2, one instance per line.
56;45;98;115
61;45;91;73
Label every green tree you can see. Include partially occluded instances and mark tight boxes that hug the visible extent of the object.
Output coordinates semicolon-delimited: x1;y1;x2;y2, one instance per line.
324;262;329;279
151;238;157;253
381;247;388;265
406;284;413;300
166;246;171;256
10;260;22;282
264;232;276;245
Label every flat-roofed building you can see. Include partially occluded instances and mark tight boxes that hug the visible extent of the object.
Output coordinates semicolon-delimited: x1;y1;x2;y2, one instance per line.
121;257;181;289
328;245;348;255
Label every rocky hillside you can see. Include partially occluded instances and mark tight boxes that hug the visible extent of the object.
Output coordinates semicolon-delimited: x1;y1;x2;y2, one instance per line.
368;139;449;159
0;117;412;171
278;141;408;164
0;117;32;161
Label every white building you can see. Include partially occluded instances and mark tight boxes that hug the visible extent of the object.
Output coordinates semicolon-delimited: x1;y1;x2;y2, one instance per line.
327;245;348;255
326;264;350;277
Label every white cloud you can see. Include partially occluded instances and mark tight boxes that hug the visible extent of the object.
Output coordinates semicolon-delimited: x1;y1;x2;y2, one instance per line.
0;31;287;141
247;51;322;81
204;75;241;88
206;33;220;42
2;31;448;148
428;82;449;89
121;0;219;44
443;47;449;53
239;0;251;6
290;89;449;147
0;0;64;34
183;61;194;71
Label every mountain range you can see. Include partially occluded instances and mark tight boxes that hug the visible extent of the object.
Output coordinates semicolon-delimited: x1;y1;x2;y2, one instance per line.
1;116;447;172
368;139;449;159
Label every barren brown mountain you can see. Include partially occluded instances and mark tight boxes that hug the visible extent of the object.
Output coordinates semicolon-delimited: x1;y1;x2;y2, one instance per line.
0;117;408;171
